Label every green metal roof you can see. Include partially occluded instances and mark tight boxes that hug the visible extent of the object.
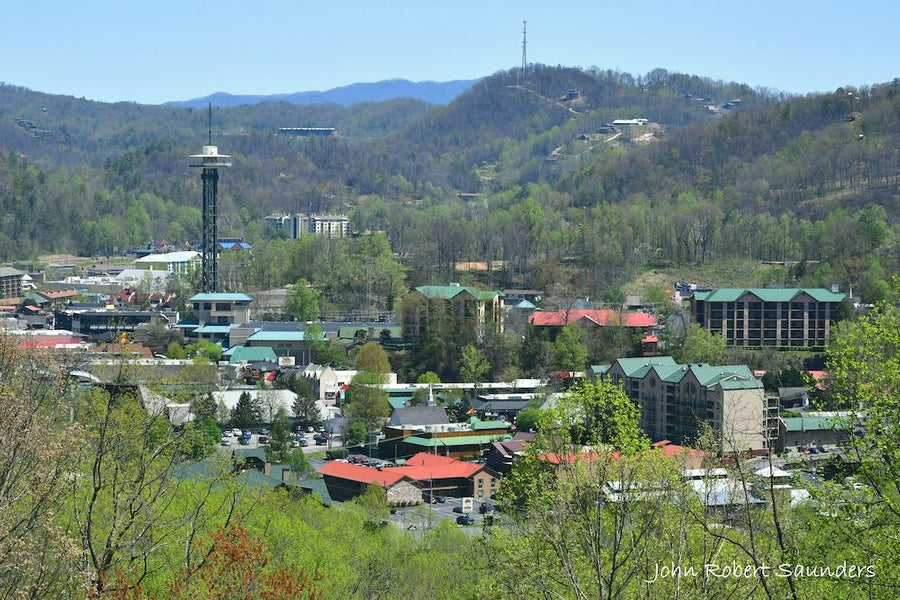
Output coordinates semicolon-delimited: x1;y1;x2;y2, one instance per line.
388;397;409;410
590;365;611;375
247;330;306;342
190;293;253;302
228;346;278;364
468;416;509;430
692;288;844;303
614;357;678;378
413;285;502;301
194;325;233;334
404;434;512;447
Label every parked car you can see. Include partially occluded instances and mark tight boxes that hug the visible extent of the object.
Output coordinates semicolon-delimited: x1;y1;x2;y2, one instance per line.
231;428;243;437
258;435;269;445
259;428;269;436
452;506;464;514
307;426;315;433
456;514;476;526
219;439;230;446
239;432;252;445
423;492;445;504
479;502;495;514
313;434;327;445
300;437;309;447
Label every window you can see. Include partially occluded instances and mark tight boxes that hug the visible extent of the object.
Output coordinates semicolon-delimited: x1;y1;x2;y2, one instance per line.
215;302;231;311
490;478;497;487
477;479;484;488
203;303;212;310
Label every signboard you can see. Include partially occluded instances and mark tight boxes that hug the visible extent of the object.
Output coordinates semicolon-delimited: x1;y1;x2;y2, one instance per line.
461;497;474;514
279;356;295;366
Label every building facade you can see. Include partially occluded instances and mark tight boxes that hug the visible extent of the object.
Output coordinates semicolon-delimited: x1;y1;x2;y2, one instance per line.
690;288;845;348
401;284;503;342
0;267;25;300
599;357;776;452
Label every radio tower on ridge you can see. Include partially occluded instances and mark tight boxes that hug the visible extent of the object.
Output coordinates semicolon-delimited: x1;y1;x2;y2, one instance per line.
520;20;527;83
189;104;231;293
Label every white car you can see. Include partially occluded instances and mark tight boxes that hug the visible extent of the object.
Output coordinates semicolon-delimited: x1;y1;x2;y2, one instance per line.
231;428;242;437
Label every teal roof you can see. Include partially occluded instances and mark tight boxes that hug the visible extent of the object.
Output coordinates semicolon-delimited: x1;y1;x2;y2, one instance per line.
405;434;512;447
190;293;253;302
515;300;536;309
468;416;509;430
174;318;200;330
247;330;306;342
614;357;678;378
413;285;502;302
194;325;234;334
388;397;408;410
228;346;278;364
692;288;844;303
590;365;611;376
610;357;762;389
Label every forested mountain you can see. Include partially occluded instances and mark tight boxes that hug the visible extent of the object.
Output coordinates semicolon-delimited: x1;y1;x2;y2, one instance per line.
1;65;898;302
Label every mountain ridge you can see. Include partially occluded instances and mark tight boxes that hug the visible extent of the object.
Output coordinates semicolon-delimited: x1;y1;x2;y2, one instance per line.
164;78;479;108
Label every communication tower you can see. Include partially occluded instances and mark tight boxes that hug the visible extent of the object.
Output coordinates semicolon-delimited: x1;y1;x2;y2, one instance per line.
520;21;527;83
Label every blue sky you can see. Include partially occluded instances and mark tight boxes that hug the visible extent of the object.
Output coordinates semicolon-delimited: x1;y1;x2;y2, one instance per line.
2;1;897;105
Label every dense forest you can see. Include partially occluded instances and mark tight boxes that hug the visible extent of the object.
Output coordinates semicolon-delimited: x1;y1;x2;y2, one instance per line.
1;65;898;302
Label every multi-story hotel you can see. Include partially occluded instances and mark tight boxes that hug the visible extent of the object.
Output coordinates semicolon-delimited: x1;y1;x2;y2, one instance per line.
597;357;777;452
690;288;845;348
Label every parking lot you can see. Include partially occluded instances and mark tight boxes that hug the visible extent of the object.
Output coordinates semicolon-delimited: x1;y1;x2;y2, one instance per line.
389;495;497;533
217;429;344;454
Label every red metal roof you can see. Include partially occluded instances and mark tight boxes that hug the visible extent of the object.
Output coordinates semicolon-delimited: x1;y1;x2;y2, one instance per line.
529;309;656;328
318;452;486;486
317;461;409;486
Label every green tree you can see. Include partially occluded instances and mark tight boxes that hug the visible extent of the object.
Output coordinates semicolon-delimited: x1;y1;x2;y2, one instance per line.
345;372;391;441
306;323;346;366
191;393;218;422
230;391;261;429
185;340;223;362
285;278;321;321
354;341;391;376
459;344;490;382
671;323;726;364
346;421;368;446
551;324;588;371
284;374;321;426
268;407;292;462
514;407;542;433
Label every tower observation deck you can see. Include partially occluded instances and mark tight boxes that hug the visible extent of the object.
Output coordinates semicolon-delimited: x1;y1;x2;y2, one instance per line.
189;145;231;293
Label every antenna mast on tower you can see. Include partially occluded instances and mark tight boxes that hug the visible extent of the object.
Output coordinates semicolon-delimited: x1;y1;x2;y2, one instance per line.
520;20;528;83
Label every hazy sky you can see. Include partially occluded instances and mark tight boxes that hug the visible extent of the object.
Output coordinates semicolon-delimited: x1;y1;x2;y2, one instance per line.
3;1;896;105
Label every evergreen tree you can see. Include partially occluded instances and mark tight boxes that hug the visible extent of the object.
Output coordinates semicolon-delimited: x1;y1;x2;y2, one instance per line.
267;407;292;462
230;391;260;429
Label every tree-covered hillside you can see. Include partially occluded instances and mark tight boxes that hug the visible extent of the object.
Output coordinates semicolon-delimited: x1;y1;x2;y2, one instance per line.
1;66;898;302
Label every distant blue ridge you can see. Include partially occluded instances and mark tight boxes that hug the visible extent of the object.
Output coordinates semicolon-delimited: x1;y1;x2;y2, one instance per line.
164;78;479;108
